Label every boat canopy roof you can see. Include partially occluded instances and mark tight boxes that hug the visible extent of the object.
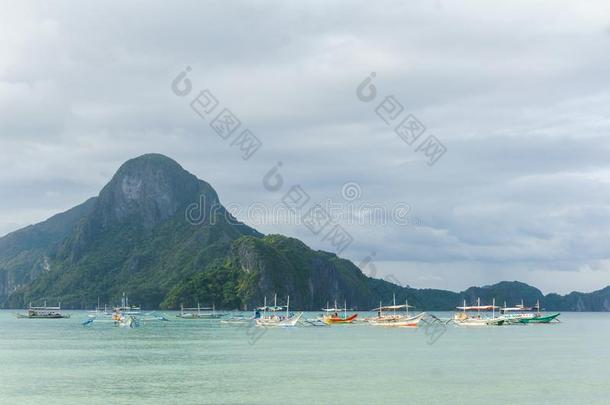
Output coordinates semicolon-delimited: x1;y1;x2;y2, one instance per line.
501;306;533;312
257;305;285;311
29;306;61;310
322;307;345;312
372;304;414;311
457;305;499;310
182;307;214;311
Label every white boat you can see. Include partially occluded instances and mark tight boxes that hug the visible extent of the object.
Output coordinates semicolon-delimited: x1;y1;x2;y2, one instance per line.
82;309;141;328
454;298;505;326
114;292;141;315
255;294;302;327
82;293;168;327
113;312;140;328
87;298;112;318
16;301;70;319
367;295;426;327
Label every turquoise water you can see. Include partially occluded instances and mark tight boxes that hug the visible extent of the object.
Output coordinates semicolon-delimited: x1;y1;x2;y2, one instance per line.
1;310;609;404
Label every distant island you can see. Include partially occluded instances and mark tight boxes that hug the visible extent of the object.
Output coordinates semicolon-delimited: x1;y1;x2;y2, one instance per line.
1;154;609;311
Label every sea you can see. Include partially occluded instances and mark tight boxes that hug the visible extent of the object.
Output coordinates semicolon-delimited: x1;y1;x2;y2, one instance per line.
1;310;609;404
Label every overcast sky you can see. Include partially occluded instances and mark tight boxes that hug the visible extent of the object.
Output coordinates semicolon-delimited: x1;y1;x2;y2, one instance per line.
1;0;610;294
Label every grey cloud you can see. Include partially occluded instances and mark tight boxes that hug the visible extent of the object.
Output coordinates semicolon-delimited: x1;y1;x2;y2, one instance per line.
1;0;610;293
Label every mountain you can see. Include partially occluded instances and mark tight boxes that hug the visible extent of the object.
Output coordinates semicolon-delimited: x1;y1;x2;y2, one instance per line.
0;198;96;300
1;153;609;311
2;154;260;308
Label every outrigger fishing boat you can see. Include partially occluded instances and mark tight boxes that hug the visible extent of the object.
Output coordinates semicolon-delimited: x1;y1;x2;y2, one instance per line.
110;309;140;328
454;298;504;326
16;302;70;319
176;303;222;319
114;292;141;315
255;294;302;327
320;300;358;325
368;295;426;327
82;293;167;327
87;297;112;318
500;300;560;324
220;308;260;324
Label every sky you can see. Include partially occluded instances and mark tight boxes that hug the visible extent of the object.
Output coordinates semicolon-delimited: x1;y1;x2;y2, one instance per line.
1;0;610;294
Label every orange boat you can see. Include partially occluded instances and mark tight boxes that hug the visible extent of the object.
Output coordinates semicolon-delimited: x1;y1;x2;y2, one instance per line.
323;313;358;324
321;300;358;325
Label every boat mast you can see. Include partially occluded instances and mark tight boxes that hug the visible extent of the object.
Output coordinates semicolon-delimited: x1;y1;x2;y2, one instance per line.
492;298;495;319
286;295;290;318
406;299;409;318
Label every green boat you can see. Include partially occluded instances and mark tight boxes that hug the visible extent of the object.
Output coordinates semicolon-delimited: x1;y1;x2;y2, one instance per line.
499;300;560;324
518;313;560;324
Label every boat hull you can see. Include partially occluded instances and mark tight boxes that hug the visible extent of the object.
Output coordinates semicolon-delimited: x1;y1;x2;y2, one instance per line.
454;318;505;326
369;313;426;327
519;313;560;323
177;314;222;319
322;314;358;325
256;312;303;327
15;313;70;319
